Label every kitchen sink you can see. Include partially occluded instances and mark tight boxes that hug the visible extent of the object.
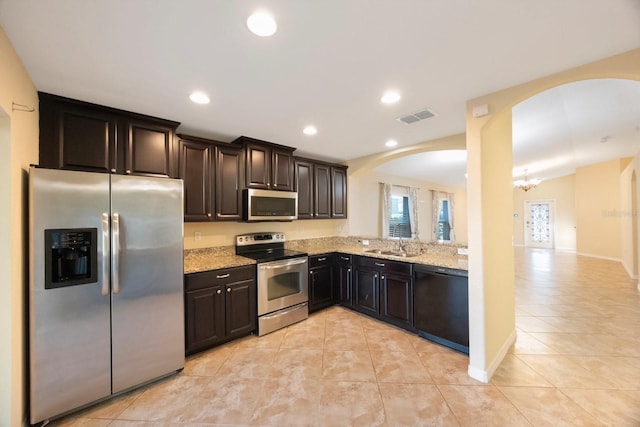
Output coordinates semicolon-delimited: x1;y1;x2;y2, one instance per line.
363;249;420;258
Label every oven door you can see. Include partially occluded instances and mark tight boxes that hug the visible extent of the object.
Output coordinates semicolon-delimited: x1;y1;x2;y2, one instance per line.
257;257;309;316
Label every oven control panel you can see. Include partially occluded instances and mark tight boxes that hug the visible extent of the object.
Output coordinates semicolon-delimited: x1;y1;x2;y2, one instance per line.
236;232;286;246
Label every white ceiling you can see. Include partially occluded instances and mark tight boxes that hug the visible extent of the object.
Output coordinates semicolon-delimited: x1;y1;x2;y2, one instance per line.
1;0;640;182
376;79;640;188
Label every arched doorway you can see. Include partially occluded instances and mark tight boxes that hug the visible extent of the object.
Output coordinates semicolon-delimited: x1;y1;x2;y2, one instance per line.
465;49;640;382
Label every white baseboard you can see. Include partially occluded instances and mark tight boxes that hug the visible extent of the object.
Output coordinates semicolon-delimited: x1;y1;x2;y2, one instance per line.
575;252;622;263
554;247;576;253
622;260;638;280
467;329;517;383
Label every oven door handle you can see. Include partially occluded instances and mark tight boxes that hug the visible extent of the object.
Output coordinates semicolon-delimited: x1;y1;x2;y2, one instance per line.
259;258;308;270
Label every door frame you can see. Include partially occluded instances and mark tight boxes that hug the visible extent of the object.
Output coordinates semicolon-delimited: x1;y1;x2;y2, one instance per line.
524;199;556;249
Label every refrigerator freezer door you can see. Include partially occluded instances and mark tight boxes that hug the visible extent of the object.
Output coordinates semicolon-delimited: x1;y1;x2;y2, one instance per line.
110;174;185;393
29;168;111;424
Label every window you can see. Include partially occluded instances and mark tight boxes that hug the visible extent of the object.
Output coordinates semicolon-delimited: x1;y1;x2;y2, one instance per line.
389;195;411;238
436;199;451;241
431;191;455;242
381;183;419;240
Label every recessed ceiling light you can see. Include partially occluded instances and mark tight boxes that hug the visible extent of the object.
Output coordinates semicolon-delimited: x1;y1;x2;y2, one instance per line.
380;90;401;104
189;91;210;105
303;126;317;136
385;139;398;147
247;11;277;37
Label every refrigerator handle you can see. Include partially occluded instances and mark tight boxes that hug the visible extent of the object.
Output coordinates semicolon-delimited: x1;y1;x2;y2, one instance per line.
112;213;121;294
101;213;110;296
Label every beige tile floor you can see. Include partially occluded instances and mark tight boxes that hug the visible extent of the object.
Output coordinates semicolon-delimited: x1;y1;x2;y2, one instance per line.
49;248;640;426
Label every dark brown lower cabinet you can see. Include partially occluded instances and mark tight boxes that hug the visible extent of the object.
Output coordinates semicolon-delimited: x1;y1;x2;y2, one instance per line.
353;255;414;329
334;253;353;307
308;254;334;313
380;272;413;328
184;265;256;354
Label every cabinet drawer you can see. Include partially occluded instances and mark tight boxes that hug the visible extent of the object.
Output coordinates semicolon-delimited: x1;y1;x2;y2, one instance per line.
185;265;256;291
309;254;333;268
355;256;412;275
336;253;352;265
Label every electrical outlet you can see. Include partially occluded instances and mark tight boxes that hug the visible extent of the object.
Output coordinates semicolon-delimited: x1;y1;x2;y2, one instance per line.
194;232;202;241
457;247;468;255
362;239;369;246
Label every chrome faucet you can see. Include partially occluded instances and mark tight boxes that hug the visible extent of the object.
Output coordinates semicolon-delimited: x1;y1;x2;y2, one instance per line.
392;223;406;253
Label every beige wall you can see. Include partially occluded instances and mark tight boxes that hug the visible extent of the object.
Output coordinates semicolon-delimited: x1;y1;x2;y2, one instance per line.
185;219;347;249
575;159;625;259
0;25;39;427
512;174;576;251
347;168;467;244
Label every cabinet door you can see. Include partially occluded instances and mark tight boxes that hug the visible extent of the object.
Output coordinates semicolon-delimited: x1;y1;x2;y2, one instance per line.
314;164;331;219
40;103;117;173
272;148;294;191
331;166;348;218
179;140;213;221
295;160;314;219
225;279;257;337
245;142;270;189
380;273;413;328
185;286;225;353
215;145;243;221
309;258;333;313
335;255;353;306
125;119;175;177
354;266;379;316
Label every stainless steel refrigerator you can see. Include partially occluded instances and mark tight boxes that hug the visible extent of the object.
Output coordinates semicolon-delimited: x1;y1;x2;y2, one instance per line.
29;167;185;425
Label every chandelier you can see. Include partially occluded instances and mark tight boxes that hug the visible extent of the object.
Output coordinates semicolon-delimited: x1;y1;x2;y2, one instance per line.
514;169;541;192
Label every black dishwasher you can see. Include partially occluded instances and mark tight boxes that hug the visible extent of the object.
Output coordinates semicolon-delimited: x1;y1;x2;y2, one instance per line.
414;265;469;354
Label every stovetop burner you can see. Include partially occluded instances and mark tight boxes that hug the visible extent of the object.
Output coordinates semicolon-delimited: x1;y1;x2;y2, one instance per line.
235;232;307;263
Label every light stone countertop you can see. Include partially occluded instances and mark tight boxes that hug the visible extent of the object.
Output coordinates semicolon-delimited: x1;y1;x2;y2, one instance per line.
184;247;255;274
293;243;468;271
184;237;468;274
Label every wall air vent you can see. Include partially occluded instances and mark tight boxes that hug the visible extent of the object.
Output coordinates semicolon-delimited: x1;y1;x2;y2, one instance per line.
397;108;437;125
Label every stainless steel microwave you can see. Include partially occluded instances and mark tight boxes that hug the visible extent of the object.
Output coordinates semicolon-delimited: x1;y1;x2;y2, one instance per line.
243;188;298;221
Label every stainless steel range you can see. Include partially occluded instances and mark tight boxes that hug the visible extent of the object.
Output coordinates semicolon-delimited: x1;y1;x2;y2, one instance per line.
235;232;308;335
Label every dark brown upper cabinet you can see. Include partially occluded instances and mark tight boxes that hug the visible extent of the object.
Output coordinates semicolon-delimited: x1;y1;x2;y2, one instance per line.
294;159;314;219
295;157;348;219
179;138;213;222
232;136;295;191
314;163;332;219
38;92;179;178
178;134;243;222
214;144;243;221
331;165;348;218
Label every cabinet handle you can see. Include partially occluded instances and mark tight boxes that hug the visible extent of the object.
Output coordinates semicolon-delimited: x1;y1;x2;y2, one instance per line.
216;273;230;279
318;257;326;262
110;168;116;173
207;213;212;218
347;268;351;273
375;262;385;267
341;256;349;261
381;275;385;280
310;271;313;275
126;169;131;174
227;287;232;293
216;289;222;294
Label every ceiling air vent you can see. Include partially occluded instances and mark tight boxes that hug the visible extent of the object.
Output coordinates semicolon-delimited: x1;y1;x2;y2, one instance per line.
397;108;437;125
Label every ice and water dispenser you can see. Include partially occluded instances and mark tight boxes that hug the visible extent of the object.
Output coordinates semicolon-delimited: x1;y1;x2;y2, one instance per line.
44;228;98;289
